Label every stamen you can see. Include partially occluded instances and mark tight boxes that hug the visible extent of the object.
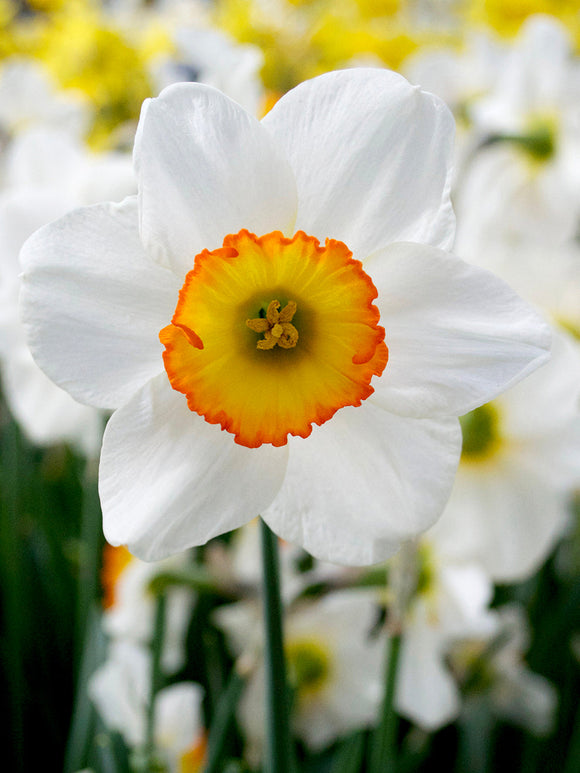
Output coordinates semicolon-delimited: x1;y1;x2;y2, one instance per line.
247;299;299;350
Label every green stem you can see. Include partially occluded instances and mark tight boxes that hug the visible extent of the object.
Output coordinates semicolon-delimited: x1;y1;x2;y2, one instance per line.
370;633;402;773
455;698;493;773
563;696;580;773
203;669;245;773
0;412;25;767
64;605;108;773
260;518;292;773
74;456;103;676
142;592;167;770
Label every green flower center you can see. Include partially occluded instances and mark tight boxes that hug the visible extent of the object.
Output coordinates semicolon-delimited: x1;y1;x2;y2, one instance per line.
459;403;500;460
483;120;557;162
415;542;437;598
286;638;331;695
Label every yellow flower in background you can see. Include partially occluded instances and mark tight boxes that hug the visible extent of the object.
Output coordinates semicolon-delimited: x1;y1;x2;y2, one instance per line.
0;0;21;59
33;5;153;146
213;0;428;93
466;0;580;42
308;12;418;74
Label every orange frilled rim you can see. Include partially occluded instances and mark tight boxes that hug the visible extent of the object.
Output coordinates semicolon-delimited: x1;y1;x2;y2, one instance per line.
160;229;388;448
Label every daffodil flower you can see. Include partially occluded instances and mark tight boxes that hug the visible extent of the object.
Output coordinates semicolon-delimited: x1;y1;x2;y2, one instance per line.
215;590;385;758
89;640;206;771
21;69;550;565
0;125;133;452
430;330;580;582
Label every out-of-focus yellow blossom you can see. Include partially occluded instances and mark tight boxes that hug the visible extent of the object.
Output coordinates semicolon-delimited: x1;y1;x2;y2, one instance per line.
32;5;153;146
214;0;445;93
0;0;175;146
26;0;69;10
0;0;20;58
308;11;418;74
213;0;303;93
134;22;175;65
466;0;580;42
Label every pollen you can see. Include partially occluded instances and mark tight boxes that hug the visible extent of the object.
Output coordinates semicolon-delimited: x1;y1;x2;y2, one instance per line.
246;299;299;350
160;229;388;448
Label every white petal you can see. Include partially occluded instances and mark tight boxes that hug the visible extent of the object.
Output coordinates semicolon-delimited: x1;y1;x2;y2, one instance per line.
0;187;77;281
0;59;88;137
432;463;569;582
4;126;84;188
397;624;460;730
261;68;455;257
367;242;551;418
1;346;102;455
134;82;298;275
88;641;150;746
262;402;461;566
103;553;193;673
20;197;180;410
100;374;288;561
155;682;204;758
497;329;580;440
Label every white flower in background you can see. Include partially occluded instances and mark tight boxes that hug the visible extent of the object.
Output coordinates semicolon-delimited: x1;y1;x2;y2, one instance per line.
386;542;497;731
215;590;384;761
0;58;89;146
403;30;505;181
150;26;265;116
429;330;580;583
88;640;206;772
21;69;550;565
454;15;580;250
101;544;196;673
449;604;557;736
0;127;134;453
404;32;503;121
453;222;580;343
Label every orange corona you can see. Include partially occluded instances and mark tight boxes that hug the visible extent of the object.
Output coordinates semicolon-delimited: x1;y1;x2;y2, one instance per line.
160;230;388;448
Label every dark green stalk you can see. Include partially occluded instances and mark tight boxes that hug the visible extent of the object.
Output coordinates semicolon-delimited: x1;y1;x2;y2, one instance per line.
0;413;25;767
563;698;580;773
203;669;245;773
369;633;403;773
369;543;418;773
260;518;292;773
133;592;166;773
64;606;107;773
74;456;103;675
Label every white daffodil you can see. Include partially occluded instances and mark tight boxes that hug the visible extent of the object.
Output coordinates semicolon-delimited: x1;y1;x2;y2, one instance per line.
453;219;580;342
454;15;580;251
21;69;550;565
0;57;89;146
382;541;497;731
404;30;505;183
404;32;503;123
429;329;580;583
88;640;206;772
215;589;384;760
449;604;557;737
0;127;134;452
101;545;196;673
